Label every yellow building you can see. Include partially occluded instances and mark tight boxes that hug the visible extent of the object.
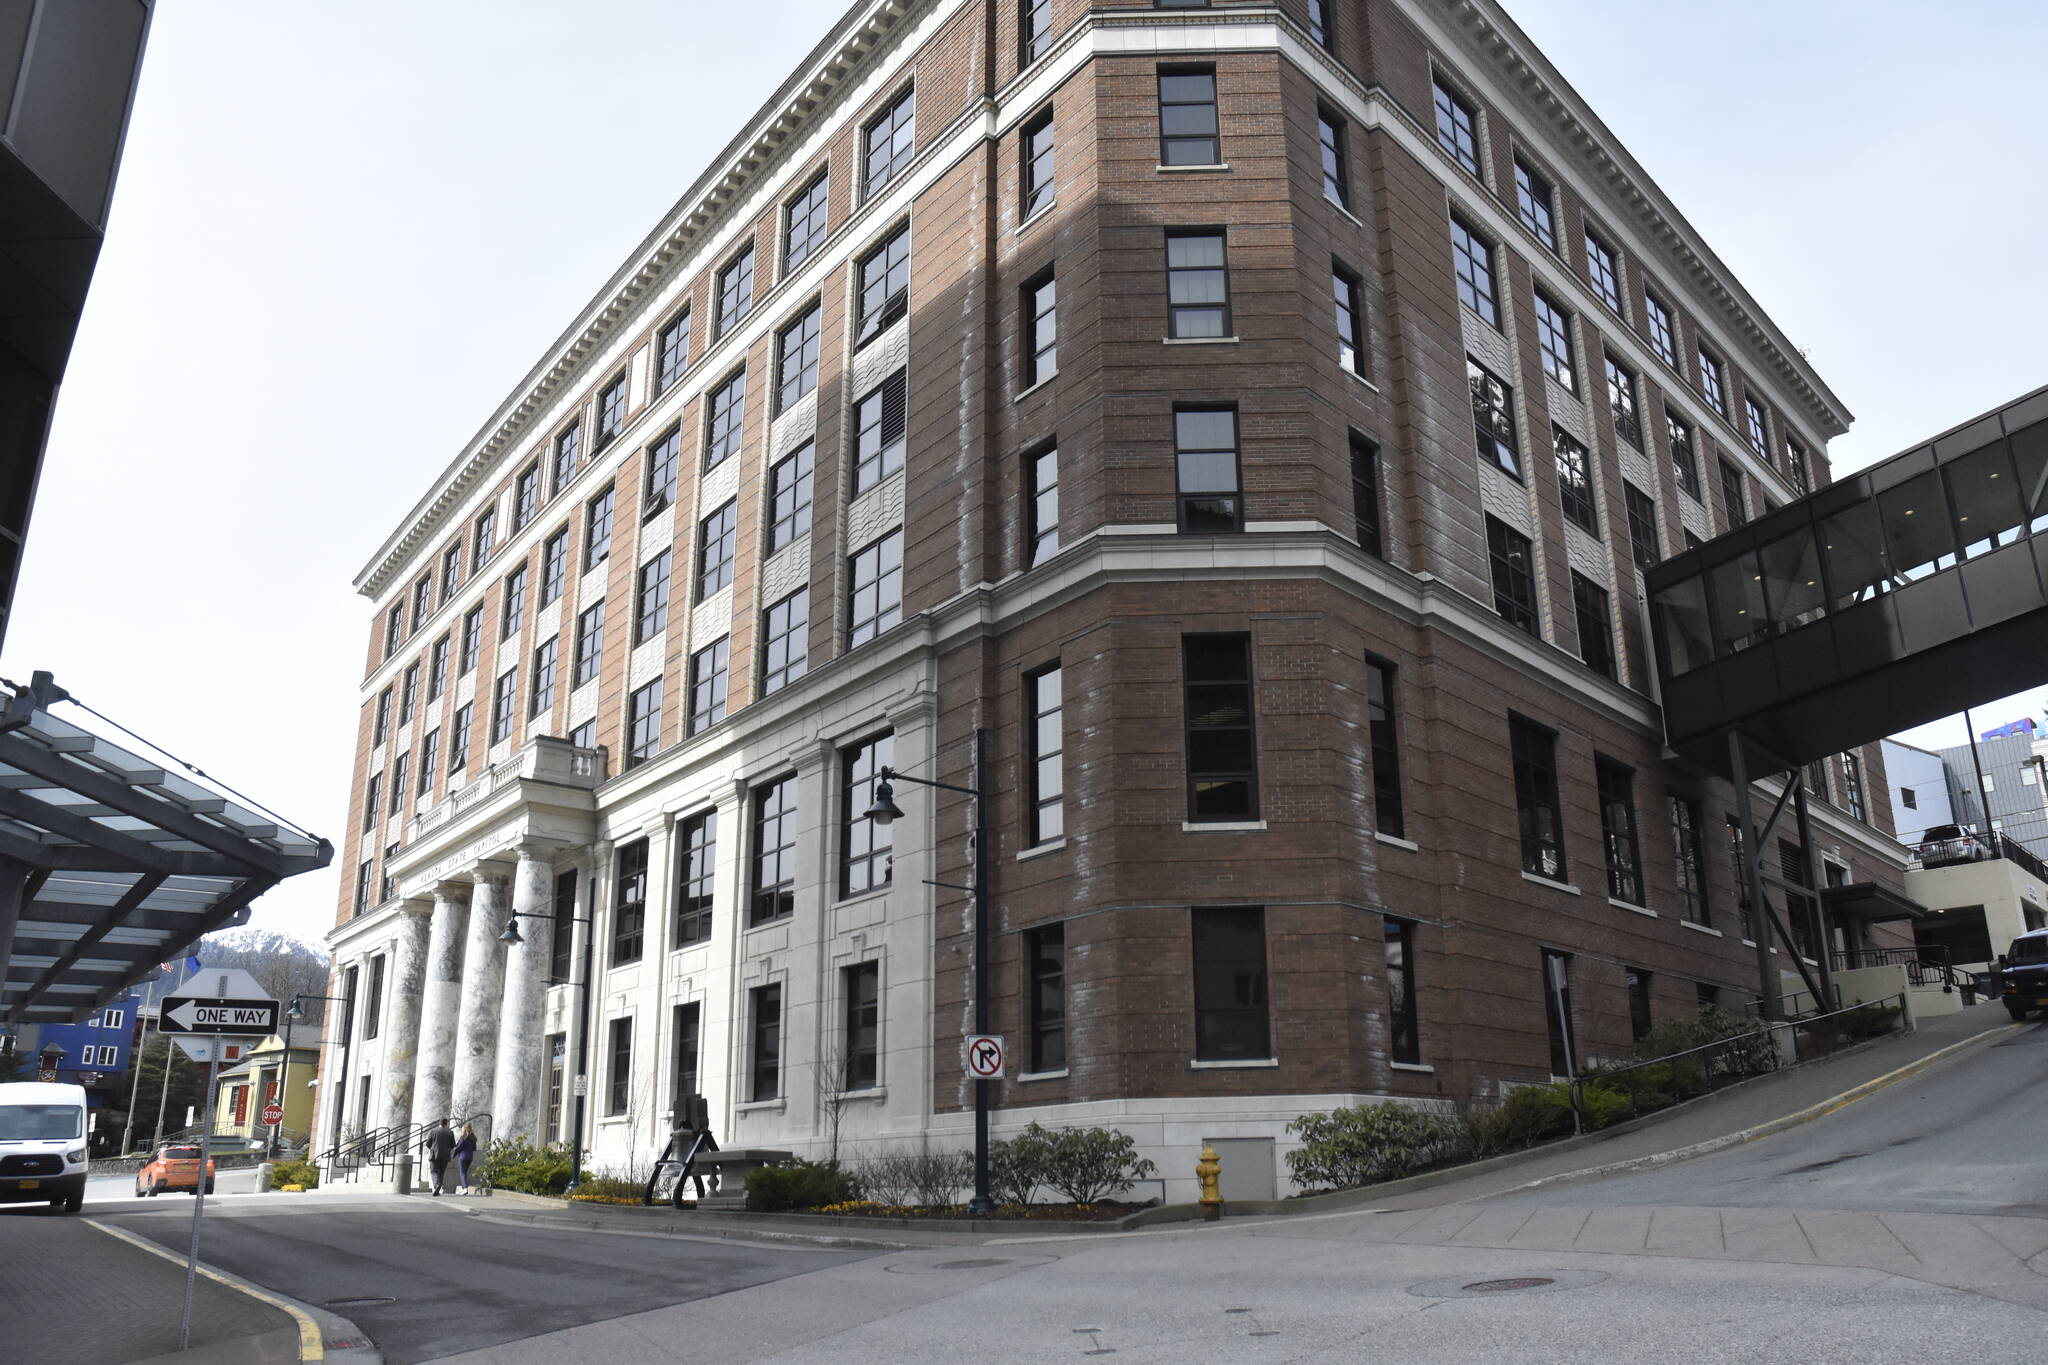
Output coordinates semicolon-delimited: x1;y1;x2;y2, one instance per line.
210;1030;321;1150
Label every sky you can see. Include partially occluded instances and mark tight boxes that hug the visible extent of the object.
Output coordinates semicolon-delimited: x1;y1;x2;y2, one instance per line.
4;0;2044;943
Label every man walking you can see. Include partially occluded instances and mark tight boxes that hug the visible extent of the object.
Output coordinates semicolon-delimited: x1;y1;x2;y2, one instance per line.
424;1118;456;1196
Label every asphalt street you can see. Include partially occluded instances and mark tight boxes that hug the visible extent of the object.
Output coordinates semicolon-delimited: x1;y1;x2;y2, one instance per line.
85;1163;261;1203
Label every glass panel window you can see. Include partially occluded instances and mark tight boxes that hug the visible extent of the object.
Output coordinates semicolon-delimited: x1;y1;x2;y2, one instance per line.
1365;657;1404;838
751;776;798;924
1606;355;1642;449
1843;753;1866;822
411;576;431;630
1720;459;1748;529
583;485;614;572
552;421;581;496
1385;917;1418;1064
606;1017;632;1115
674;810;716;946
448;703;472;774
1192;906;1270;1061
1469;360;1519;477
762;590;809;695
399;663;420;725
372;686;392;747
1306;0;1332;50
1487;516;1539;635
696;500;737;600
1625;483;1661;573
1028;445;1060;566
428;635;450;701
612;839;647;966
573;600;604;688
595;372;626;451
1432;77;1479;175
1786;437;1811;497
626;678;662;768
1584;231;1621;311
1668;413;1700;498
853;371;909;493
1027;664;1064;844
364;771;382;825
705;369;747;468
635;550;671;644
1514;156;1555;249
848;531;904;646
1697;349;1727;415
669;1005;699;1113
1027;923;1065;1072
1022;108;1055;217
768;443;814;553
476;506;498;565
841;733;895;897
1023;272;1057;387
749;985;782;1102
1745;398;1770;455
390;755;408;815
856;226;910;343
1572;572;1615;679
1449;216;1498;326
644;426;680;519
1627;968;1653;1043
1533;290;1576;391
784;172;830;271
777;303;821;412
541;528;568;605
687;637;728;736
716;245;754;338
1157;65;1219;165
490;668;518;744
1645;292;1677;366
655;310;691;394
1877;467;1956;582
1351;433;1382;557
567;719;595;750
1669;795;1708;925
1332;263;1364;375
364;957;388;1038
843;962;881;1090
1022;0;1052;65
1166;229;1229;339
1511;714;1566;880
1184;632;1257;821
1175;406;1242;532
1318;109;1348;206
1556;427;1597;534
515;462;541;530
1945;435;2027;558
864;86;916;196
460;606;483;674
1598;758;1642;903
385;605;403;658
529;635;557;718
441;543;462;600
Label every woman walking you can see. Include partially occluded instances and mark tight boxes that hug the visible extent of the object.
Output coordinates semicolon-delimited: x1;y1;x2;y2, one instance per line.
453;1123;478;1195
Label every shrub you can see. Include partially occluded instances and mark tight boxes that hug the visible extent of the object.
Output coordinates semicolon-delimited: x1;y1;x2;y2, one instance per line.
745;1159;860;1212
1838;1001;1903;1040
1463;1083;1575;1157
571;1171;643;1202
1039;1126;1158;1204
269;1158;319;1190
852;1149;971;1207
476;1136;573;1196
1285;1102;1467;1191
990;1123;1058;1205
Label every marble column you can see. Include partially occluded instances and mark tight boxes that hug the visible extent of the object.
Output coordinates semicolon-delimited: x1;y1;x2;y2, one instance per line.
491;845;555;1144
448;865;510;1137
378;900;434;1132
409;882;469;1130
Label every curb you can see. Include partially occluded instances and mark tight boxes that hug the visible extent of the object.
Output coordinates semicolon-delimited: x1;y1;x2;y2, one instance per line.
1504;1020;2025;1194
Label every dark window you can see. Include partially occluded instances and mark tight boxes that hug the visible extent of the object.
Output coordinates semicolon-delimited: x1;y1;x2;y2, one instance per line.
460;606;483;674
644;426;680;519
1668;413;1700;497
1166;229;1229;339
1572;573;1615;679
550;871;576;985
1626;967;1653;1043
390;754;408;816
1027;923;1065;1072
541;528;568;605
1332;262;1364;375
1351;433;1383;557
1317;108;1348;206
380;842;399;902
1432;77;1479;175
384;605;403;658
1719;459;1747;528
1645;292;1677;366
400;662;419;725
656;311;691;394
1584;231;1621;311
751;775;798;924
1697;348;1727;414
848;531;903;646
670;1003;700;1111
1606;355;1643;449
1533;290;1576;391
852;371;908;492
1597;757;1642;903
749;985;782;1102
1175;406;1242;532
1027;664;1064;844
1027;444;1060;566
441;543;462;600
1021;0;1052;65
687;637;728;736
551;421;581;496
1449;216;1498;326
584;485;615;571
364;955;386;1039
768;443;814;552
595;372;626;451
490;669;518;743
1366;657;1404;839
842;962;880;1091
1184;633;1257;821
1511;715;1566;880
1022;108;1055;217
606;1017;632;1116
411;575;431;631
635;551;671;644
428;635;450;701
674;810;716;946
1842;753;1867;822
1192;906;1271;1061
1555;427;1597;534
1744;398;1769;455
1514;156;1556;249
696;500;737;600
611;839;647;965
1469;359;1519;477
1487;516;1539;636
864;86;916;197
1669;795;1708;925
1625;483;1660;573
705;369;746;468
784;172;830;271
1786;438;1811;496
448;704;472;775
1157;65;1218;165
566;719;595;750
626;678;662;768
529;636;557;718
373;687;391;745
1541;950;1576;1076
762;590;809;695
363;771;382;825
777;303;821;412
1023;270;1058;387
1385;917;1419;1064
573;601;604;688
716;245;754;338
841;733;895;897
856;225;910;343
1698;981;1721;1012
1307;0;1332;49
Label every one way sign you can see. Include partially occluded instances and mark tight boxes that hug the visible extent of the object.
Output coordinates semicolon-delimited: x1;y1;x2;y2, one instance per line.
158;965;279;1036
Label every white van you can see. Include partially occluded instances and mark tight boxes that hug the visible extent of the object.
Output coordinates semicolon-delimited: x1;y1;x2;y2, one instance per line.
0;1081;89;1212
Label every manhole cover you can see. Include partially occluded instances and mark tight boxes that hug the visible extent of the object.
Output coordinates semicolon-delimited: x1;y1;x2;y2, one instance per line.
1407;1270;1605;1299
934;1258;1011;1269
326;1297;395;1308
1463;1277;1554;1293
885;1253;1056;1275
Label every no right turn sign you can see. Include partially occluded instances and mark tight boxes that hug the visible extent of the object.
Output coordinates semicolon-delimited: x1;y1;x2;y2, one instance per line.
965;1034;1005;1080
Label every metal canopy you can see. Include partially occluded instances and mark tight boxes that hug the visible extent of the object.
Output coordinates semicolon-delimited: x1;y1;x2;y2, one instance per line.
0;674;331;1027
1822;882;1928;925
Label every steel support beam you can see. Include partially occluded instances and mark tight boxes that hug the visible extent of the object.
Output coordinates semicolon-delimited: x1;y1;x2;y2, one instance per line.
1730;734;1781;1020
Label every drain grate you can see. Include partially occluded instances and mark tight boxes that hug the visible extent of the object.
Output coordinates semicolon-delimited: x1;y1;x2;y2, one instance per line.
933;1258;1011;1269
326;1297;396;1308
1462;1277;1555;1293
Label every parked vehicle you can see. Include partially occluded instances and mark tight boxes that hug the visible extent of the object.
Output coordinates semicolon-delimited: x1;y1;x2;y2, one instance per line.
1916;824;1991;868
0;1081;89;1213
1994;929;2048;1022
134;1143;216;1197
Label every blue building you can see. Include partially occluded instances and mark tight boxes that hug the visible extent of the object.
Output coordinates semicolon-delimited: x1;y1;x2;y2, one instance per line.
24;991;140;1103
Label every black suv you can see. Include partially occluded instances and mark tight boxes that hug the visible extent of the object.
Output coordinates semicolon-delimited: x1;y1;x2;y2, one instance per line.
1996;930;2048;1021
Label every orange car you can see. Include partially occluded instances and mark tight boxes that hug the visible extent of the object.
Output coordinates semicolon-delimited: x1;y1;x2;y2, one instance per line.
134;1144;216;1197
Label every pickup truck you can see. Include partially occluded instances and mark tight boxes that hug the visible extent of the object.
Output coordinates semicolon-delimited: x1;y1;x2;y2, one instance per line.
1994;929;2048;1022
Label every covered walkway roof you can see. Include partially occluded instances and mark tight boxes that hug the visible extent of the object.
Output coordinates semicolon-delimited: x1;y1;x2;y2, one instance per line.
0;673;331;1027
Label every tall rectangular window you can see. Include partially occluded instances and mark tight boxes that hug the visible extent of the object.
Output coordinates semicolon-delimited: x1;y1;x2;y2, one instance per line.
390;755;408;815
705;369;746;468
1175;406;1241;532
362;955;386;1039
1366;657;1405;839
1157;66;1218;165
515;463;541;529
1026;923;1065;1072
1697;348;1728;414
1306;0;1333;50
441;543;462;601
1023;271;1057;387
353;863;372;916
696;500;737;600
1719;459;1747;528
550;870;576;985
573;601;604;688
777;303;821;412
1027;445;1059;566
427;635;450;701
1449;216;1499;326
644;426;680;520
490;668;518;744
635;550;671;644
1332;262;1364;375
856;225;910;343
474;507;497;565
567;719;595;750
1597;757;1642;904
1669;413;1700;498
1468;359;1519;477
1533;290;1576;391
848;530;903;646
460;606;483;675
1192;906;1270;1061
626;678;662;768
385;605;403;658
655;310;691;394
1022;108;1055;217
1385;917;1419;1064
606;1017;632;1116
852;371;908;492
529;636;557;717
670;1003;700;1111
1432;77;1479;175
595;372;626;451
551;421;581;496
1317;109;1348;206
448;703;472;775
1555;426;1597;533
841;733;895;897
1184;633;1257;821
768;443;814;552
687;637;728;736
612;839;647;966
411;575;432;631
751;775;798;924
842;963;880;1091
716;245;754;338
1744;397;1770;455
1584;231;1621;311
1842;752;1867;822
1669;795;1708;926
1627;968;1653;1043
1514;156;1555;249
1351;433;1383;557
762;589;809;694
364;771;382;825
1786;438;1811;496
1541;950;1576;1076
583;485;614;571
1027;664;1064;844
1486;516;1539;636
1645;292;1677;366
749;985;782;1102
864;86;916;197
674;809;716;946
400;662;419;725
373;687;391;746
784;172;830;271
1511;714;1566;880
1572;572;1616;680
1606;355;1643;449
1166;230;1229;339
1021;0;1052;65
541;528;568;606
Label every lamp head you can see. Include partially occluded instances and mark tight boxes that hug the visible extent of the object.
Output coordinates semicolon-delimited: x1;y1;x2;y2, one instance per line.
865;776;904;825
286;997;305;1022
500;916;524;945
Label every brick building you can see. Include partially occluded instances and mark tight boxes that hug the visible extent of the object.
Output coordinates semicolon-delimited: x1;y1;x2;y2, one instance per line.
321;0;1910;1200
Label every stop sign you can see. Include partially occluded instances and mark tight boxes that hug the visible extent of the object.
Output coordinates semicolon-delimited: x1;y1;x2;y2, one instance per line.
261;1102;285;1126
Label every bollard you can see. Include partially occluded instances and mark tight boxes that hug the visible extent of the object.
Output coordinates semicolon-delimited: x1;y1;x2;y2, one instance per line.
255;1162;274;1194
1196;1144;1222;1221
396;1153;414;1195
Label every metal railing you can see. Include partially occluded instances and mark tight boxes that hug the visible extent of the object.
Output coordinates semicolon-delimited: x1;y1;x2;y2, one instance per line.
1912;830;2048;885
317;1113;491;1185
1830;944;1981;998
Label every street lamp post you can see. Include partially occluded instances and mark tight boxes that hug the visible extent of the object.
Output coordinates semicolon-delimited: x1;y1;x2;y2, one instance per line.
279;994;349;1158
501;907;595;1192
866;727;994;1216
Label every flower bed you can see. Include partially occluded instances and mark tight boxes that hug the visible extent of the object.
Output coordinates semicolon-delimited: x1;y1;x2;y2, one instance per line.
811;1199;1144;1222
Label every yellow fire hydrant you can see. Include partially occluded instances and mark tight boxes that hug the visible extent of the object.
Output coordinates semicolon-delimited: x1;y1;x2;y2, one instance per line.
1197;1143;1222;1221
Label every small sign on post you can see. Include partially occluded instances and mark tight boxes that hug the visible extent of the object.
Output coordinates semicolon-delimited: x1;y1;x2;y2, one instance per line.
965;1034;1006;1081
260;1102;284;1127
